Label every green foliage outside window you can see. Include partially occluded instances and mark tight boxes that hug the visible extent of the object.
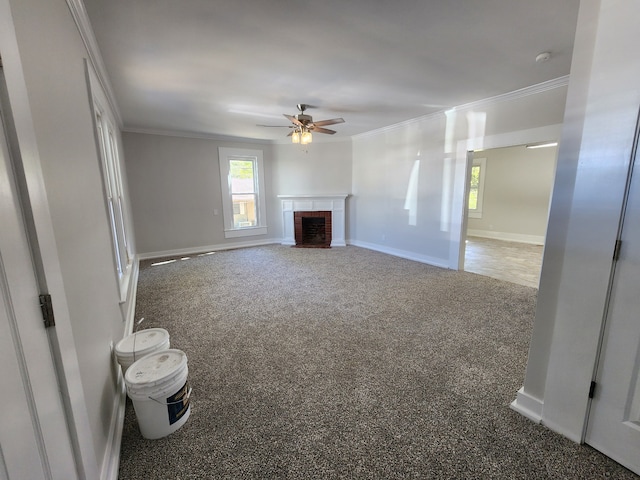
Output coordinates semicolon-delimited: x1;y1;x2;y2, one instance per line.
230;159;254;180
468;165;480;210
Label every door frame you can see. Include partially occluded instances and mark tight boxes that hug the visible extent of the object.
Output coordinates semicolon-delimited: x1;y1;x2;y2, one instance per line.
454;124;563;271
0;3;100;477
582;107;640;463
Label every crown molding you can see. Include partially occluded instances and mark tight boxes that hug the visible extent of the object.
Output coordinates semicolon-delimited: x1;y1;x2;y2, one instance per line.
121;127;277;145
454;75;569;111
353;76;570;140
66;0;122;126
122;126;354;145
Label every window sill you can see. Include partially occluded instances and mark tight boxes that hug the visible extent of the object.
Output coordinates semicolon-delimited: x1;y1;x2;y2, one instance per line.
468;211;482;219
224;226;268;238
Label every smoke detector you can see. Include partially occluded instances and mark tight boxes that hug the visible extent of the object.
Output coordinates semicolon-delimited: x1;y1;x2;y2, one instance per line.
535;51;551;63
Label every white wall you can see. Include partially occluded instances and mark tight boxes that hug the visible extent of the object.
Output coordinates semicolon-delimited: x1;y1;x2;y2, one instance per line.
513;0;640;441
468;145;557;243
272;139;352;195
2;0;137;476
123;132;278;256
350;85;568;268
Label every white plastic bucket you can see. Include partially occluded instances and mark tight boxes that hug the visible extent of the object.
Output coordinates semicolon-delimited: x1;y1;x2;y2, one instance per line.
124;349;191;439
115;328;170;373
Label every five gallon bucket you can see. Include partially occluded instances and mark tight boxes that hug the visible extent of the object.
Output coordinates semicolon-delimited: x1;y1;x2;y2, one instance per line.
115;328;170;373
124;349;191;439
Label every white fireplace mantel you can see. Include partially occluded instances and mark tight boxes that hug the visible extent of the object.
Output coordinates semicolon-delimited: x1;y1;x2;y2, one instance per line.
277;194;349;246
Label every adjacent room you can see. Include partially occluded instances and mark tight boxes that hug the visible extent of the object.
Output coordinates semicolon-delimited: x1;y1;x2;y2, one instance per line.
2;1;640;479
463;143;558;288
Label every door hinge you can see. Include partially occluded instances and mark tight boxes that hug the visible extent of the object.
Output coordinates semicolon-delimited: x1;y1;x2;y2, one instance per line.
39;294;55;328
613;239;622;261
588;381;597;399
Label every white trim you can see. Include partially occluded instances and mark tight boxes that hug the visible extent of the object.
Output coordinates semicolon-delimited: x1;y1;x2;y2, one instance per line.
465;124;564;153
218;147;268;238
452;123;563;271
0;6;100;477
510;387;543;424
348;239;450;269
354;77;569;140
65;0;122;126
467;230;545;245
123;127;275;144
452;76;569;113
137;238;281;261
277;194;350;199
467;157;486;218
224;226;268;238
102;258;138;480
278;194;349;247
86;60;134;304
122;260;139;336
100;367;126;480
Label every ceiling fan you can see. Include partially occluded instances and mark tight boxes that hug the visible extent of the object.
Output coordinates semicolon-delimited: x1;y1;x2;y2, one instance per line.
259;104;345;144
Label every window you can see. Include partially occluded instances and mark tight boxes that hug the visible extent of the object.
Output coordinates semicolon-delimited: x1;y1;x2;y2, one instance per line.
218;147;267;238
468;157;486;218
94;106;132;300
87;59;132;303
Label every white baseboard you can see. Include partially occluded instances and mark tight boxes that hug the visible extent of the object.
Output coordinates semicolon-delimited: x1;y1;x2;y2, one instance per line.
104;259;139;479
510;387;543;424
137;238;282;260
467;229;545;245
348;240;450;269
101;358;127;480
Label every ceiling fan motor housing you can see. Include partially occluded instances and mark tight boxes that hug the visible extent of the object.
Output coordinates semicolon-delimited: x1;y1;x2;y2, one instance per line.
296;114;313;124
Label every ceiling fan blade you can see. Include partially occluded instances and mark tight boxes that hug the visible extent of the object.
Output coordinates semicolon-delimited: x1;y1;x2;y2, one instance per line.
286;131;294;137
312;118;345;127
284;114;303;126
310;126;336;135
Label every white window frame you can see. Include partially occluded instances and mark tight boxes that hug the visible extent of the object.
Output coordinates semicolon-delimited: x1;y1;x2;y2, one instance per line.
468;157;486;219
93;101;132;302
218;147;268;238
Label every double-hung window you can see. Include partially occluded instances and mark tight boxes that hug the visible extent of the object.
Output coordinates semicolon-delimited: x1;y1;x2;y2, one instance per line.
468;157;486;219
93;106;132;300
218;147;267;238
87;60;132;303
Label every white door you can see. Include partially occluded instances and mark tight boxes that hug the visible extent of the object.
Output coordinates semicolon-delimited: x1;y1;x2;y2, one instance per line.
585;126;640;475
0;82;76;478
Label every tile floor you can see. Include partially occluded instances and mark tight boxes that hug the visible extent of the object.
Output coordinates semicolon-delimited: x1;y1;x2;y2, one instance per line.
463;236;544;289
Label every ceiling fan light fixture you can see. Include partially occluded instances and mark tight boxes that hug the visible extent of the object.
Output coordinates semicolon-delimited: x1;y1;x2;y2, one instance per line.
301;130;313;145
291;130;301;144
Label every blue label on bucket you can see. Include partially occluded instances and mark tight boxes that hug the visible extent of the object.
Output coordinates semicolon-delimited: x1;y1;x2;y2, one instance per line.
167;380;190;425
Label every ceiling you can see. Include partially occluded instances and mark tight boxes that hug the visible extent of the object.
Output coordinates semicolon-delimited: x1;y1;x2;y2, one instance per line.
82;0;581;142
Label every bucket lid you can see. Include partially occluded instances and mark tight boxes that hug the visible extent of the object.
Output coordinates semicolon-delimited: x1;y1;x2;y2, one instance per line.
125;349;187;390
115;328;170;358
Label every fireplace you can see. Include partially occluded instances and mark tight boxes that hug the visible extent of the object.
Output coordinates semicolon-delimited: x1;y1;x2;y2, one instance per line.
294;211;332;248
277;194;349;247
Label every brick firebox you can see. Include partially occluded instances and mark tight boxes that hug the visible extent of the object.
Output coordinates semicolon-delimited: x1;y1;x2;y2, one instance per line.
294;211;332;248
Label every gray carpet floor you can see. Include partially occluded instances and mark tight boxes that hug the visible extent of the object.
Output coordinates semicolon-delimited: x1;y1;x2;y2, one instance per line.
119;245;638;479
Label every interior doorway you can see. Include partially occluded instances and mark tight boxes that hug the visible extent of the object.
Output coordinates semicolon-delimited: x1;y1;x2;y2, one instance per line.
461;143;558;288
0;64;77;479
584;112;640;475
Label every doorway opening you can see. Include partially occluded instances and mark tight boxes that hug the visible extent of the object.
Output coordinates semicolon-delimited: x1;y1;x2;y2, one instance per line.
461;143;558;288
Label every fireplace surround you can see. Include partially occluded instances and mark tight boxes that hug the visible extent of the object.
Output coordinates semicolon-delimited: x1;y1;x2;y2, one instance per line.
277;194;349;247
